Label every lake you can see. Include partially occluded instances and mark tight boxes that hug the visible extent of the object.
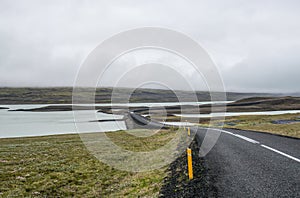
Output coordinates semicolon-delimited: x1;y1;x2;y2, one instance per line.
1;102;299;138
175;110;300;118
0;102;228;138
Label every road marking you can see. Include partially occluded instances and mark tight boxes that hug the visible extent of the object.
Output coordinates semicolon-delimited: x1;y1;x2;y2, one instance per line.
232;134;260;144
212;128;234;135
261;144;300;163
204;128;300;163
211;128;260;144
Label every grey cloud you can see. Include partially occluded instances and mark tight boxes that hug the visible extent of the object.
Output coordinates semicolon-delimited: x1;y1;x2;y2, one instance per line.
0;0;299;93
222;44;300;92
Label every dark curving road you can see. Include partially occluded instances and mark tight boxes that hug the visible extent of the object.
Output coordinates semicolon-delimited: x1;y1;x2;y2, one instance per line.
129;112;300;197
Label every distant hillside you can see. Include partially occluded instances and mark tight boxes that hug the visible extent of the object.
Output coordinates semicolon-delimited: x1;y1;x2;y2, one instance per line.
0;87;281;104
228;96;300;110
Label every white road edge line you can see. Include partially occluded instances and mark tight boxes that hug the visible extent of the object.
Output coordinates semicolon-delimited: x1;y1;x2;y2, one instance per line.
233;134;260;144
211;128;260;144
261;144;300;163
214;129;234;135
207;128;300;163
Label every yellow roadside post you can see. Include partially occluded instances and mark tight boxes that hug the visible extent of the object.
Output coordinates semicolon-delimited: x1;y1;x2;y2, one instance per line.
188;127;190;136
187;148;193;180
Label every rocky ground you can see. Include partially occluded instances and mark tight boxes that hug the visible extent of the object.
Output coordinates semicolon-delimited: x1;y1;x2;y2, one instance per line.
159;137;218;198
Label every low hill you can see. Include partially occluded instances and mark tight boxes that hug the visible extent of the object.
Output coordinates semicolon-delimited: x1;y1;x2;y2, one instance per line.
0;87;278;104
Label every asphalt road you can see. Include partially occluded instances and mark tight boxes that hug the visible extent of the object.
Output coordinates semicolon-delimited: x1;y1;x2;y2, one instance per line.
195;127;300;197
129;112;300;197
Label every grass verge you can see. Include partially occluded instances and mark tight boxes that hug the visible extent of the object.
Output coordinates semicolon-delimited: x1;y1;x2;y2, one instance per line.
200;113;300;138
0;129;179;197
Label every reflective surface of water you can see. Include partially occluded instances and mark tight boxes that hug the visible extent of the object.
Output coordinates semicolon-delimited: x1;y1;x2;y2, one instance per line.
1;102;226;138
0;105;125;138
2;102;297;138
175;110;300;118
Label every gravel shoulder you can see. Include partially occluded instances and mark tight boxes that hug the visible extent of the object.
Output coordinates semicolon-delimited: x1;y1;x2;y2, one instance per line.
159;137;217;198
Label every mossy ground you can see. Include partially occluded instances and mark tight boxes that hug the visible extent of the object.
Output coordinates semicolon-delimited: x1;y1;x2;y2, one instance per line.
0;129;180;197
200;113;300;138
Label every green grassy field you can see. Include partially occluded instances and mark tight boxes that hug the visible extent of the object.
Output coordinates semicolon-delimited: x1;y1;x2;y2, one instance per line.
201;113;300;138
0;129;182;197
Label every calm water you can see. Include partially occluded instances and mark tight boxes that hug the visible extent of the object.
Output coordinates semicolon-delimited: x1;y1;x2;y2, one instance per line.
0;102;227;138
175;110;300;118
0;105;125;138
2;102;297;138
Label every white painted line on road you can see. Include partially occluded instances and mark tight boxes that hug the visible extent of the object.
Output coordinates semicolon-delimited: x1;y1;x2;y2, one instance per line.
211;128;260;144
212;128;234;135
261;144;300;163
232;134;260;144
222;131;234;135
207;128;300;163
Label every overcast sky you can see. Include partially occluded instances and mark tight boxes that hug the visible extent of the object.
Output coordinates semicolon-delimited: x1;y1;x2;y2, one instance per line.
0;0;299;93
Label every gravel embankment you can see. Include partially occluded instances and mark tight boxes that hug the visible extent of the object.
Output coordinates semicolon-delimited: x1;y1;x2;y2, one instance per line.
159;137;217;198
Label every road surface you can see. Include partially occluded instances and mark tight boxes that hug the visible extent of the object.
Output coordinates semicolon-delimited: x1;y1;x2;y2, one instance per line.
195;127;300;197
129;112;300;197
